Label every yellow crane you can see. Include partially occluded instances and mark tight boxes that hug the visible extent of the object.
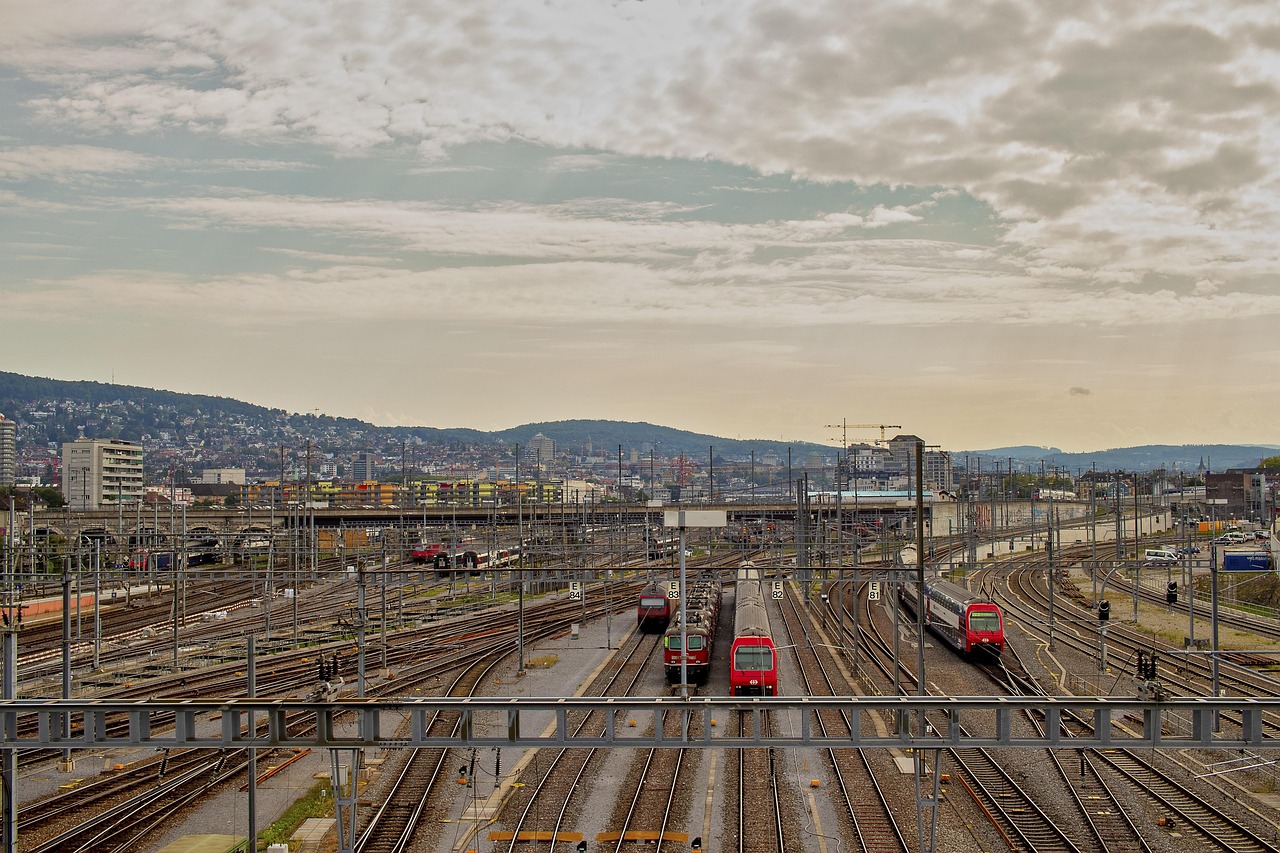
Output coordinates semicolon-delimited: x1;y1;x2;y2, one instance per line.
824;421;903;446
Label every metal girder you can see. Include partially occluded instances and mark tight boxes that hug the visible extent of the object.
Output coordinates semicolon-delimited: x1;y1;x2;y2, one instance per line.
1;695;1277;750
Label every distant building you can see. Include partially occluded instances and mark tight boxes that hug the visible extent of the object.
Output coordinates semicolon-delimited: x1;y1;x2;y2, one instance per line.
527;433;556;464
144;484;194;506
0;413;15;488
352;452;377;481
61;438;144;510
201;468;246;485
1206;468;1277;522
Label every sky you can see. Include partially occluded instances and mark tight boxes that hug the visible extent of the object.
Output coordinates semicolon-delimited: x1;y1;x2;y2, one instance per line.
2;1;1279;453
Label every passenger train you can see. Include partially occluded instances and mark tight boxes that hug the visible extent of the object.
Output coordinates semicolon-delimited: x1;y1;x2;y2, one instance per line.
663;573;722;685
899;578;1005;655
637;582;674;633
729;566;779;696
414;542;522;575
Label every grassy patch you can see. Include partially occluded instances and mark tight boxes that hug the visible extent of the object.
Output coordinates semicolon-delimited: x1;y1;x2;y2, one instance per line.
256;780;335;850
526;653;559;669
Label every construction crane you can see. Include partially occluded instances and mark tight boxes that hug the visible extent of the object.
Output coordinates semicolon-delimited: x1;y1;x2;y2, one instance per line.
824;421;903;446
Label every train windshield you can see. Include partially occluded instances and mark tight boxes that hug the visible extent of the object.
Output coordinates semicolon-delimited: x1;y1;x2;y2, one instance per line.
665;636;680;650
640;597;667;608
686;636;704;651
968;611;1000;632
734;646;773;671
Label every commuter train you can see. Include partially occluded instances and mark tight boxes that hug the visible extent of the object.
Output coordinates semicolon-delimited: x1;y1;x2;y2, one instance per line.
419;544;522;575
899;578;1005;655
729;566;779;696
637;582;675;633
1032;488;1077;501
663;573;722;685
647;532;679;560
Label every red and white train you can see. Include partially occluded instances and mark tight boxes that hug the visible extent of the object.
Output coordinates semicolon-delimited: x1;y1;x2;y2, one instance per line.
899;578;1004;655
663;574;722;686
412;542;522;574
729;566;779;696
637;582;674;633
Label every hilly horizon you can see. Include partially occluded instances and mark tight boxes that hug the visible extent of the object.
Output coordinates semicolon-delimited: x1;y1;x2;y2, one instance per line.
1;370;1274;473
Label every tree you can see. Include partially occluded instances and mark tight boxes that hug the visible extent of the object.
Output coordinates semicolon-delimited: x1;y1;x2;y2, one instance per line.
1261;456;1280;470
32;487;66;508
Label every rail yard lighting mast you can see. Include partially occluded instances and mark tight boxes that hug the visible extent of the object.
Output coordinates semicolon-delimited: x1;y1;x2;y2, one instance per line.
663;509;725;700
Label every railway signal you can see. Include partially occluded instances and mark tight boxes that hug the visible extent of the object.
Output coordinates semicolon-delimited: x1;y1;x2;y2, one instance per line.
1166;580;1178;604
1098;600;1111;622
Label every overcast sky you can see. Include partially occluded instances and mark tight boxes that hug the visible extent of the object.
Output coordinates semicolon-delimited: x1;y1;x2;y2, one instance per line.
3;1;1278;452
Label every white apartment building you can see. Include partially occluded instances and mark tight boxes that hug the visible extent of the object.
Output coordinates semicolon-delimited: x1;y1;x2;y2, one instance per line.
0;413;15;488
61;439;144;510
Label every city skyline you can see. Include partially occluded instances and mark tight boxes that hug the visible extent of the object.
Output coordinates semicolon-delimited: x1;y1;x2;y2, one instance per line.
3;2;1279;452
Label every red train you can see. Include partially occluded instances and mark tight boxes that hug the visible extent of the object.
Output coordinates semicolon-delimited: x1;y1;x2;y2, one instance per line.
899;578;1004;654
729;566;779;696
663;574;722;685
638;583;674;633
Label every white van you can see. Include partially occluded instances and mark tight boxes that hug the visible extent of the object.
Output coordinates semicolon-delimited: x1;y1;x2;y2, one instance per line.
1143;548;1178;564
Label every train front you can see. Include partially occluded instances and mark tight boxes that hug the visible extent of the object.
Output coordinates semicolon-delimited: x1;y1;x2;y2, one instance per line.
729;634;777;696
637;584;673;633
964;602;1005;654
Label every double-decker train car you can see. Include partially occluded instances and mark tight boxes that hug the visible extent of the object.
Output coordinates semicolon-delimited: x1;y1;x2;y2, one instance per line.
899;578;1004;654
429;545;523;576
648;532;679;560
663;574;722;685
637;582;674;633
729;566;779;696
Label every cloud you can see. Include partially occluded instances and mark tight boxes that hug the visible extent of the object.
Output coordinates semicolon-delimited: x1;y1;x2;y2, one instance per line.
0;145;154;182
4;0;1276;296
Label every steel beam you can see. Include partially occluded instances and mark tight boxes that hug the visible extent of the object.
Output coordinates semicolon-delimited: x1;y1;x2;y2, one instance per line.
2;695;1279;750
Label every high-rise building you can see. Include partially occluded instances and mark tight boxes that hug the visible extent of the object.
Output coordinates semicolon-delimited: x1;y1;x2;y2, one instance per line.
527;433;556;464
352;452;377;481
0;413;15;488
61;439;144;510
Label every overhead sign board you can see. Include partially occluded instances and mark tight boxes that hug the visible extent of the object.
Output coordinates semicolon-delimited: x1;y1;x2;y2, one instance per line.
663;510;727;528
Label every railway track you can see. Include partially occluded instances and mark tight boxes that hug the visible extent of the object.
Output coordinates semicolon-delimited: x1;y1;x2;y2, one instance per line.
776;587;909;853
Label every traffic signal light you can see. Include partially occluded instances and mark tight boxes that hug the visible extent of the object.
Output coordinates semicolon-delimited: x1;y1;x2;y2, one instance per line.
1098;600;1111;622
1166;581;1178;604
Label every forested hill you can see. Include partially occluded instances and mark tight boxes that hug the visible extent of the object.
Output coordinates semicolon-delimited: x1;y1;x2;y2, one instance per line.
0;371;824;465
